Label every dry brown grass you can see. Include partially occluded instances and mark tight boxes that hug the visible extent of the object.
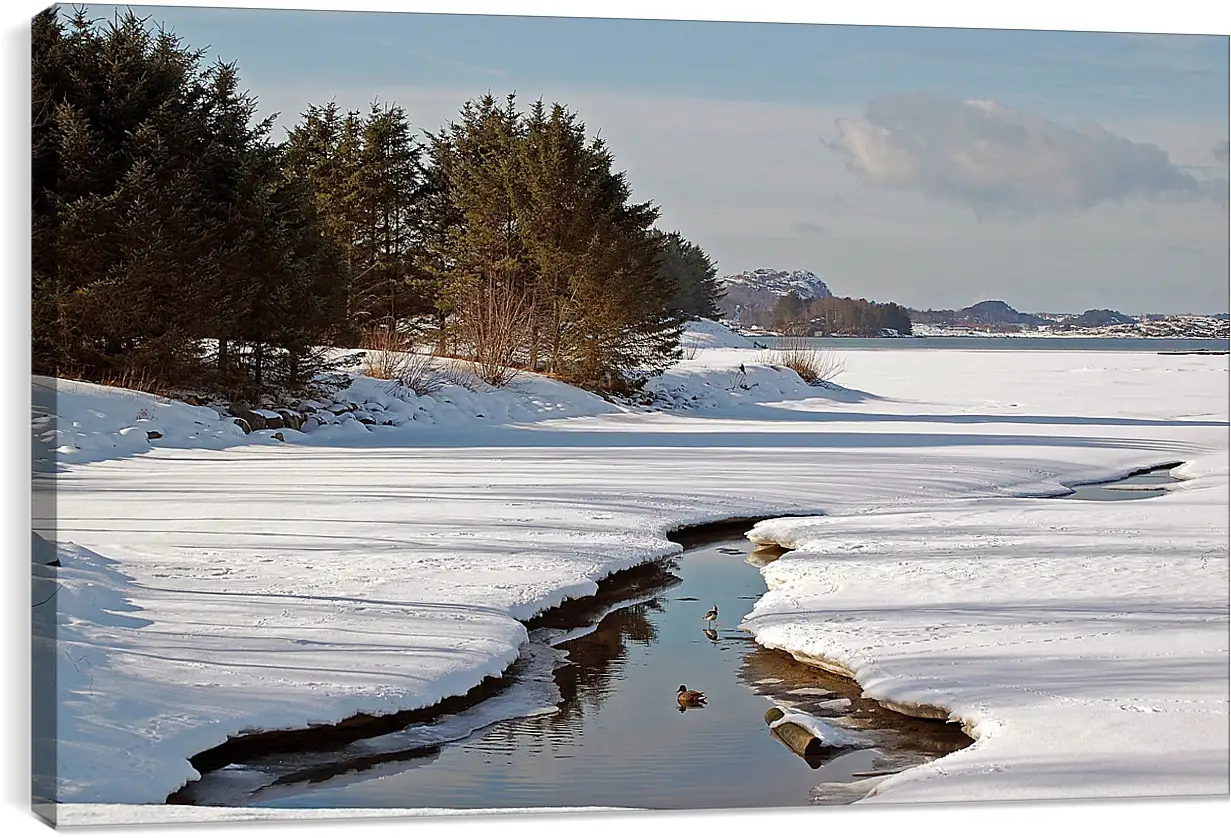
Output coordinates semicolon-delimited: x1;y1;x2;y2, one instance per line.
759;337;845;385
360;326;445;396
99;367;165;396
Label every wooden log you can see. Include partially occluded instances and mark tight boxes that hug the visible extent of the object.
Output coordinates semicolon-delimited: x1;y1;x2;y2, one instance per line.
772;722;824;760
764;707;825;763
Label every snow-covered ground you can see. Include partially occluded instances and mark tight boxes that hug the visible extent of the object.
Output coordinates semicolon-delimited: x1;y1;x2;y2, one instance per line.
31;320;1229;822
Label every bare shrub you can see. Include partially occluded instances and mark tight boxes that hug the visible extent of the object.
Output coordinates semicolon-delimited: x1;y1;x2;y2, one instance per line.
99;366;164;397
360;326;445;396
760;337;845;385
457;283;533;387
360;326;409;378
680;339;700;361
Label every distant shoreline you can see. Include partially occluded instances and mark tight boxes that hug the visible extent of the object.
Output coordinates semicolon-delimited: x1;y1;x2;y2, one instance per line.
734;327;1230;341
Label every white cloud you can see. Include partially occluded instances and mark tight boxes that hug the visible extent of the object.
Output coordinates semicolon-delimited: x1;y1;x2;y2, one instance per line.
829;92;1227;217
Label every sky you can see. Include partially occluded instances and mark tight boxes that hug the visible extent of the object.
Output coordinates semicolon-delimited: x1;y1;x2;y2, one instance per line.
73;2;1231;314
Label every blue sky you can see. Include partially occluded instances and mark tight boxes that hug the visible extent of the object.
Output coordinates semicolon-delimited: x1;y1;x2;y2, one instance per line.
127;7;1228;122
75;4;1231;313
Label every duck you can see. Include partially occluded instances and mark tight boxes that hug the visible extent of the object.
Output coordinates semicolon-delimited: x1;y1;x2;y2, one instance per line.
703;604;719;625
677;684;707;707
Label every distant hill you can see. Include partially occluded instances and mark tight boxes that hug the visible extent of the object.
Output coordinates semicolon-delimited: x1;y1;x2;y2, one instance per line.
1061;309;1137;328
909;300;1051;328
717;268;832;324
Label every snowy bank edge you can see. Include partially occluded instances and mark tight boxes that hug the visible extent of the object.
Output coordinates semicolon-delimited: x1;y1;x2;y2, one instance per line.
148;511;826;804
49;803;639;826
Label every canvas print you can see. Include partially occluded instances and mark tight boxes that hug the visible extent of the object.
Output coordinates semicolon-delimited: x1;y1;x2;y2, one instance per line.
29;1;1230;828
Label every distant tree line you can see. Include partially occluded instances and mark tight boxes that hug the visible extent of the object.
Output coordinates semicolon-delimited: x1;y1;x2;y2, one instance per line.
772;292;912;336
31;8;724;397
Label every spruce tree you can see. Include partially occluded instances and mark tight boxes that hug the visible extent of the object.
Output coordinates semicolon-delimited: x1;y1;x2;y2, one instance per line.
654;230;724;319
32;7;348;392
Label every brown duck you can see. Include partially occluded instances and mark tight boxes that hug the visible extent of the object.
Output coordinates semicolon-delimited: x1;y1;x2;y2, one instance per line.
677;685;707;707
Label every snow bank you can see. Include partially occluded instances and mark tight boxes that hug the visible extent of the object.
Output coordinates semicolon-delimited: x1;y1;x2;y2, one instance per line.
324;370;622;431
679;317;756;349
32;377;249;468
52;803;629;827
33;347;1229;809
743;449;1229;802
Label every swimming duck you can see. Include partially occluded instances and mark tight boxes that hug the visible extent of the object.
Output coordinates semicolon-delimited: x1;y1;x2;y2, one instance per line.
703;604;718;625
677;685;707;707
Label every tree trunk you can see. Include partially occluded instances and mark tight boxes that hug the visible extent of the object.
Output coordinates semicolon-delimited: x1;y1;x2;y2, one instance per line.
528;300;539;372
253;342;264;393
548;297;562;374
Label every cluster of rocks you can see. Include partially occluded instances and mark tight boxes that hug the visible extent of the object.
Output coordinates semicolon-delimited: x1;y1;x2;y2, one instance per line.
225;397;406;438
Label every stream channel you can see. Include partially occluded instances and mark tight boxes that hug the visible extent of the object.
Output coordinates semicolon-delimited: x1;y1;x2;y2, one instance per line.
178;530;972;811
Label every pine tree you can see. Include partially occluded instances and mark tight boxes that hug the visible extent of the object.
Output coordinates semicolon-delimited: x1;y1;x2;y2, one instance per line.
653;230;724;319
33;7;225;380
426;93;685;388
515;99;607;373
32;7;349;392
352;101;425;329
428;94;533;380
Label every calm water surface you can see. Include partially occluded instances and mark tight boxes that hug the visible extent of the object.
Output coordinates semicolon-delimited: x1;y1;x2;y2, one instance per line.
1062;464;1183;501
181;540;972;810
757;336;1229;353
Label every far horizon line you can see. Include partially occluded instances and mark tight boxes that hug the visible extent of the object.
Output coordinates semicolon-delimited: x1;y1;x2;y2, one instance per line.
717;267;1229;317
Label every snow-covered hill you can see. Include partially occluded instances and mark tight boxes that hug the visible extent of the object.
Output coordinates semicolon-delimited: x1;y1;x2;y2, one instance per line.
716;268;834;323
719;268;833;300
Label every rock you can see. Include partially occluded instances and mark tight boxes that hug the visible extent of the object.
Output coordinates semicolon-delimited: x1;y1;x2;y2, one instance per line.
272;431;285;442
328;403;351;415
231;416;252;434
146;430;163;440
230;407;265;431
251;408;284;429
276;409;304;431
365;402;386;413
301;417;322;433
